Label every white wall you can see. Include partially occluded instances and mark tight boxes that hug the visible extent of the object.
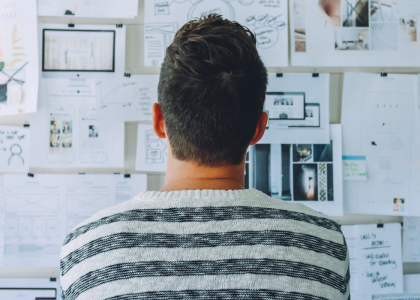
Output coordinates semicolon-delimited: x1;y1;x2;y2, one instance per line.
0;0;419;278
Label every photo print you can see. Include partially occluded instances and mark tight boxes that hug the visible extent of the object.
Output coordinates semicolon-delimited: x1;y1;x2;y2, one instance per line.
394;198;405;212
293;0;306;52
370;0;398;23
400;14;417;42
49;120;61;151
88;125;99;138
335;28;370;50
342;0;369;27
250;141;335;202
62;121;73;149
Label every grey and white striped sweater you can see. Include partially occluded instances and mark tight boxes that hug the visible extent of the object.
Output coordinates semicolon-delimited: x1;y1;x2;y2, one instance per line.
60;189;350;300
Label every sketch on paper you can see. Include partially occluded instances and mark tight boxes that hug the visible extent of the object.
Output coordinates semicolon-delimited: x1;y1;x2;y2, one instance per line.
66;194;109;213
145;130;168;164
5;194;60;213
95;75;159;122
0;125;30;172
5;218;60;239
145;0;288;67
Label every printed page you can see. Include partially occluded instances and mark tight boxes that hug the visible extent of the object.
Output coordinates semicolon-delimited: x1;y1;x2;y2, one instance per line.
0;278;60;299
290;0;420;66
250;124;343;216
342;73;418;216
402;217;420;262
259;73;330;144
372;294;420;300
38;0;138;18
342;223;404;298
404;274;420;293
3;174;66;267
0;0;39;116
38;23;126;80
136;124;168;172
96;75;159;122
0;175;4;266
144;0;288;67
0;125;30;172
30;78;124;168
3;174;147;267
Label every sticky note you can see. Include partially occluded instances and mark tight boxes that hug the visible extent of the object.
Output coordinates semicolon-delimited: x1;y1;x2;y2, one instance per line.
343;156;367;180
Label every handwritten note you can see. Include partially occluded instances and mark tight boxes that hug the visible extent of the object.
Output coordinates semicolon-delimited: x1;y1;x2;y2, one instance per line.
343;156;367;180
341;223;404;297
0;125;30;172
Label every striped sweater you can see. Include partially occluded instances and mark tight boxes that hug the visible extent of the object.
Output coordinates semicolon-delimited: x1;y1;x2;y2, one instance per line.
60;189;350;300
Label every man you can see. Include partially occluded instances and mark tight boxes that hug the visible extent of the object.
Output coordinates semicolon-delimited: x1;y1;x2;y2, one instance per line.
60;14;350;300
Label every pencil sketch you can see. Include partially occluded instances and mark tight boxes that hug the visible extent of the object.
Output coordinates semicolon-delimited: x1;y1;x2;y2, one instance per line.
145;0;288;66
0;126;29;171
145;129;168;164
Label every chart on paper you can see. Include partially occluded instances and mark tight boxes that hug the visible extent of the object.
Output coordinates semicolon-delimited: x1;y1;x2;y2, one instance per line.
144;0;288;67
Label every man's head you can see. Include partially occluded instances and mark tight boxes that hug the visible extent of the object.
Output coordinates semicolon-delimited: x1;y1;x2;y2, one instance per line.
156;14;268;167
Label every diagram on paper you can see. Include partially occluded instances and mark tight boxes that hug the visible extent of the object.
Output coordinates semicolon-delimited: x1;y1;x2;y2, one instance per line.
5;194;60;213
0;126;30;172
95;75;159;122
145;0;288;67
66;194;109;213
145;130;168;164
4;218;60;239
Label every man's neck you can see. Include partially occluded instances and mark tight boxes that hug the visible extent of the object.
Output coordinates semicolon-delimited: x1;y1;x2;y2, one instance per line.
161;155;245;192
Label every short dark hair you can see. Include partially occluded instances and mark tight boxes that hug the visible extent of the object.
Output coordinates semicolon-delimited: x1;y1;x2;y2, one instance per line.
158;14;267;166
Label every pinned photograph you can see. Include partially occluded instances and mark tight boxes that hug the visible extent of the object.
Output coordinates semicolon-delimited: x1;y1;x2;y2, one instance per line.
335;28;370;50
393;198;405;212
294;0;306;52
89;125;99;138
342;0;369;27
318;0;341;27
62;121;73;148
293;164;318;201
400;15;417;42
314;142;333;162
370;0;398;23
293;144;313;162
50;120;61;134
371;23;398;51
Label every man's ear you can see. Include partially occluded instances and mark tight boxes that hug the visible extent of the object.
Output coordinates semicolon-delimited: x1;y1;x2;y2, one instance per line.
152;103;166;138
250;112;268;146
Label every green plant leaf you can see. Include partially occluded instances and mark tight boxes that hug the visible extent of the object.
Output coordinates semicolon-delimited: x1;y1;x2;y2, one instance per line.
0;62;4;71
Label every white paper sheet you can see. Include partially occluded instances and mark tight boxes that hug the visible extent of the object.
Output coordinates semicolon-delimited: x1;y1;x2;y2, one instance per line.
290;0;420;67
30;78;125;168
136;124;168;172
38;24;126;80
342;223;404;297
403;217;420;262
0;278;60;300
0;175;4;266
249;124;343;216
3;173;147;267
342;73;420;216
259;73;330;144
144;0;288;67
404;274;420;293
0;0;39;116
0;125;29;172
372;294;420;300
37;0;138;18
96;75;160;122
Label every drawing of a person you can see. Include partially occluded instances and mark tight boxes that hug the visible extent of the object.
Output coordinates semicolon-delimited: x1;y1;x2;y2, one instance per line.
63;0;78;15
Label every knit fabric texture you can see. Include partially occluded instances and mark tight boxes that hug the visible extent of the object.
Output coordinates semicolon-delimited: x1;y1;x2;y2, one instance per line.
60;189;350;300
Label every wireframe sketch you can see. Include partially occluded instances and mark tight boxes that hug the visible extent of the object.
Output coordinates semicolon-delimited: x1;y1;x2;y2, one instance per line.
5;194;60;213
66;194;109;213
145;0;288;66
4;218;60;239
146;130;168;164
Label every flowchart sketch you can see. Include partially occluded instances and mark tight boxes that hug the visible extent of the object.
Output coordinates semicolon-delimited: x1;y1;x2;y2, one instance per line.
0;126;30;172
96;75;160;122
136;124;168;172
5;194;60;213
0;0;39;116
144;0;288;67
66;194;109;213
